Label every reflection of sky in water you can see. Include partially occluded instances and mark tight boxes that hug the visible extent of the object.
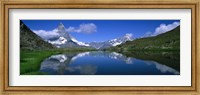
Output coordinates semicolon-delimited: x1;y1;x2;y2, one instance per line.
40;51;179;75
143;61;179;75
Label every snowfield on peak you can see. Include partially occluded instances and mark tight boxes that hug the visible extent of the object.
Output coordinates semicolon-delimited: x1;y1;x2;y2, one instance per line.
48;37;67;45
112;42;123;46
71;37;90;47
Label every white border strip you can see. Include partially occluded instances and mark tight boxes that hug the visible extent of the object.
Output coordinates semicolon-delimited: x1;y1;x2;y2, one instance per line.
9;9;191;86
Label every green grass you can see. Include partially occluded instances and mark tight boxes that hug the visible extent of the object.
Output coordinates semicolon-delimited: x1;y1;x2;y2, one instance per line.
20;50;56;75
20;48;96;75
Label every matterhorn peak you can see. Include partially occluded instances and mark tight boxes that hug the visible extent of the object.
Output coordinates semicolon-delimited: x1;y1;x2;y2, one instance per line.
58;22;65;31
59;22;64;26
56;22;72;41
47;22;91;48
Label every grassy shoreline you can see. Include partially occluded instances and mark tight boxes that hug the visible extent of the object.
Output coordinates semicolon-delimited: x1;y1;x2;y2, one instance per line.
20;48;96;75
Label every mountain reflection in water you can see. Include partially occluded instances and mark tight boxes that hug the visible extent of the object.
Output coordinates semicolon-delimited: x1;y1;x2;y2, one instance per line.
40;51;180;75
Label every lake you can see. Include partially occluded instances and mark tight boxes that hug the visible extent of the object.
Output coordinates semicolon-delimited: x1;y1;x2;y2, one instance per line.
39;51;180;75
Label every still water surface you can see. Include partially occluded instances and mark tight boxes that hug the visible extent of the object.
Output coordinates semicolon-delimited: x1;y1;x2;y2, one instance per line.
39;51;180;75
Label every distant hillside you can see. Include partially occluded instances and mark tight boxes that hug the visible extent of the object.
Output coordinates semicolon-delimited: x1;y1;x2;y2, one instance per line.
20;21;55;50
107;26;180;51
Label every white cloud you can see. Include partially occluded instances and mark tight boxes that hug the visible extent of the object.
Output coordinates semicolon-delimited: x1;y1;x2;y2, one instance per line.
65;26;75;32
33;29;59;40
32;23;97;40
153;21;180;36
143;31;152;38
143;21;180;37
66;23;97;34
124;33;133;38
122;33;133;41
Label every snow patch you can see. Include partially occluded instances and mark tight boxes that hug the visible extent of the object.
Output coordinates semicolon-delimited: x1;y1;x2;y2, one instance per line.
112;42;122;46
71;37;90;46
48;37;67;45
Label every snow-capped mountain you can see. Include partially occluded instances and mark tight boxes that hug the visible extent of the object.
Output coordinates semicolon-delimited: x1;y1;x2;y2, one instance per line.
48;23;90;48
108;33;133;46
47;22;132;49
88;33;133;49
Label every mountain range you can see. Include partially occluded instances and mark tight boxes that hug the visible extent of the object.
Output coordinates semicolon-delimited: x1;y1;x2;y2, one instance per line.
47;23;133;49
88;34;133;49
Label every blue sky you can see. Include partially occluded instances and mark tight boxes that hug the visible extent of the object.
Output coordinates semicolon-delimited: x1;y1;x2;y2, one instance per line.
22;20;180;43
